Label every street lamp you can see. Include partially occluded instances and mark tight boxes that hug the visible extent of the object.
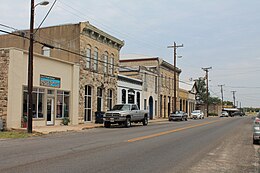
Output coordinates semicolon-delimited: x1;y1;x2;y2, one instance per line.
35;1;49;7
27;0;49;133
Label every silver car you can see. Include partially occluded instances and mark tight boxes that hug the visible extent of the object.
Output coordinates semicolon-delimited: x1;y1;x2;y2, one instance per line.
253;113;260;144
191;110;204;119
169;111;188;121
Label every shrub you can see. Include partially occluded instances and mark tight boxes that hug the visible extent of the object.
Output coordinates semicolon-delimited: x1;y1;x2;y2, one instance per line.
208;113;218;116
61;117;70;125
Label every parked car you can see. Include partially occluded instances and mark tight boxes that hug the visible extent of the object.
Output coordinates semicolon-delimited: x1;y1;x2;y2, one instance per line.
103;104;149;128
191;110;204;119
231;111;245;117
220;111;229;117
253;113;260;144
169;111;188;121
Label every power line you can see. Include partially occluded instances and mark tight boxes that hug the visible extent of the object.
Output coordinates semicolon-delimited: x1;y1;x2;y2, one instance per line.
34;0;57;35
0;28;192;87
56;1;163;50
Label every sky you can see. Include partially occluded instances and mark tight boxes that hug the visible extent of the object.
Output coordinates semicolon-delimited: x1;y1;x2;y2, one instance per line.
1;0;260;107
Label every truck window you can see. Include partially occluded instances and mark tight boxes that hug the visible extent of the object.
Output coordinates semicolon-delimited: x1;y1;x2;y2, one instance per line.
132;105;138;110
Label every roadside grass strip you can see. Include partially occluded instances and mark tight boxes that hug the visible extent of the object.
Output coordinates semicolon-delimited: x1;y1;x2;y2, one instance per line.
127;120;221;143
0;131;42;139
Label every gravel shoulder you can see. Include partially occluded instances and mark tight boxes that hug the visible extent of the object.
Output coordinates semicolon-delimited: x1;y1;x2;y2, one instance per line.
188;117;259;173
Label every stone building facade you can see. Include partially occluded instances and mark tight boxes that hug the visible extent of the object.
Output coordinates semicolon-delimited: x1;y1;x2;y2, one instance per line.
119;55;181;118
0;49;10;129
0;22;124;127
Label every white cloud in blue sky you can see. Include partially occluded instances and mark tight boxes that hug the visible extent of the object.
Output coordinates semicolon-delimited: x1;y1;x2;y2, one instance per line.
1;0;260;107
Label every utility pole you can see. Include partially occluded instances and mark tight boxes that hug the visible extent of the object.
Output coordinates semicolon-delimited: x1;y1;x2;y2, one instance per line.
231;91;236;108
218;84;225;110
27;0;35;133
27;0;49;133
202;67;212;117
168;42;183;114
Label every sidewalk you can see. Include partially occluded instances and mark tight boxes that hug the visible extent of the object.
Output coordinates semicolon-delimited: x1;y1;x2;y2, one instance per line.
31;118;168;134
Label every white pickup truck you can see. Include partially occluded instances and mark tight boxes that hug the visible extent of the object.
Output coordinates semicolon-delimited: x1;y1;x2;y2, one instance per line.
103;104;149;128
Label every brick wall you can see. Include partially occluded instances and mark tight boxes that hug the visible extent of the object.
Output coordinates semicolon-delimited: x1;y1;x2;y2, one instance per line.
0;49;10;130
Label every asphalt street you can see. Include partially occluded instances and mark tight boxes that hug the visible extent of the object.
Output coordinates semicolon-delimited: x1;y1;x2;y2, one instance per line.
0;116;258;173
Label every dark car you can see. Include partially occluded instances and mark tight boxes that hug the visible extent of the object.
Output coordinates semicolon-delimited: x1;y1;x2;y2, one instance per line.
231;111;245;117
169;111;188;121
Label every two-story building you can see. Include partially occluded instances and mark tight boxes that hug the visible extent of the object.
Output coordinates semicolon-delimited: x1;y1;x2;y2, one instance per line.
0;22;124;129
119;54;181;119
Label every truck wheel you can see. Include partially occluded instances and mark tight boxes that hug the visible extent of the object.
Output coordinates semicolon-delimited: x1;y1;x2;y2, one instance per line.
143;116;148;126
125;117;131;128
104;122;111;128
253;138;258;144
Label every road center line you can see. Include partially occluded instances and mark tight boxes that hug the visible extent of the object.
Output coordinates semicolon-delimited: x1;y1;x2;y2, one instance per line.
127;119;222;143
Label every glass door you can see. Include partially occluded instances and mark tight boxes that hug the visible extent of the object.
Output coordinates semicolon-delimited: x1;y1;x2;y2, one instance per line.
47;98;54;125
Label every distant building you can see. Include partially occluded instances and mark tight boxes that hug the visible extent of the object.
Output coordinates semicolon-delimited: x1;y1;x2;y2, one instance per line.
117;74;142;109
119;54;181;118
179;81;197;117
119;66;158;119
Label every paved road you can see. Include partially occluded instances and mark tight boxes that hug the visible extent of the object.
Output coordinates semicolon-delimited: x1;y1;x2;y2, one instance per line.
0;117;258;173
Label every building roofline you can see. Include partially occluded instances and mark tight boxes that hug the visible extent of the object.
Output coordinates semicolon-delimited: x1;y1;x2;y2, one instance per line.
119;57;159;62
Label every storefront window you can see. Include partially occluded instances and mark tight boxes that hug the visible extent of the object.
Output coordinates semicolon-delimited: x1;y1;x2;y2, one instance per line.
56;91;70;118
23;87;44;119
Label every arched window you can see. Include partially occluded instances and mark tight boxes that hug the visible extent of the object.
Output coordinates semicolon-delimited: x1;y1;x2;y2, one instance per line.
110;54;114;75
137;92;140;109
94;47;98;71
122;89;126;104
86;45;91;69
128;89;135;104
84;85;92;121
104;52;108;74
97;87;103;112
42;46;50;57
107;89;113;110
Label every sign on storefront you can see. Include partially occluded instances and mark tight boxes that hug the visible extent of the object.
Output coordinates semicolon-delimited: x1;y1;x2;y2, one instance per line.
40;75;61;88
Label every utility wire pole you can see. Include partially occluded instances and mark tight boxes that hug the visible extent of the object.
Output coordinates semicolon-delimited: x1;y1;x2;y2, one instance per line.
218;84;225;110
27;0;49;133
168;42;183;114
202;67;212;117
231;91;236;108
27;0;35;133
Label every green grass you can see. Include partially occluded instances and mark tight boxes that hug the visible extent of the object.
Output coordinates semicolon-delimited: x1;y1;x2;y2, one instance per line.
0;131;41;139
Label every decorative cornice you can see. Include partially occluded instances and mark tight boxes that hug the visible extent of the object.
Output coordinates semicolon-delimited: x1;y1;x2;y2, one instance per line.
80;22;124;50
161;60;181;73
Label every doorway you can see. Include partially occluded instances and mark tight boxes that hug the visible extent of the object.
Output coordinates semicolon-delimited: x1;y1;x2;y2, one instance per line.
47;98;54;125
149;96;153;119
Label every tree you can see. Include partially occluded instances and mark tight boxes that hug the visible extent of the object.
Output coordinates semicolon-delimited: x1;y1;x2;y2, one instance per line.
195;77;221;105
195;77;207;104
223;101;233;106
